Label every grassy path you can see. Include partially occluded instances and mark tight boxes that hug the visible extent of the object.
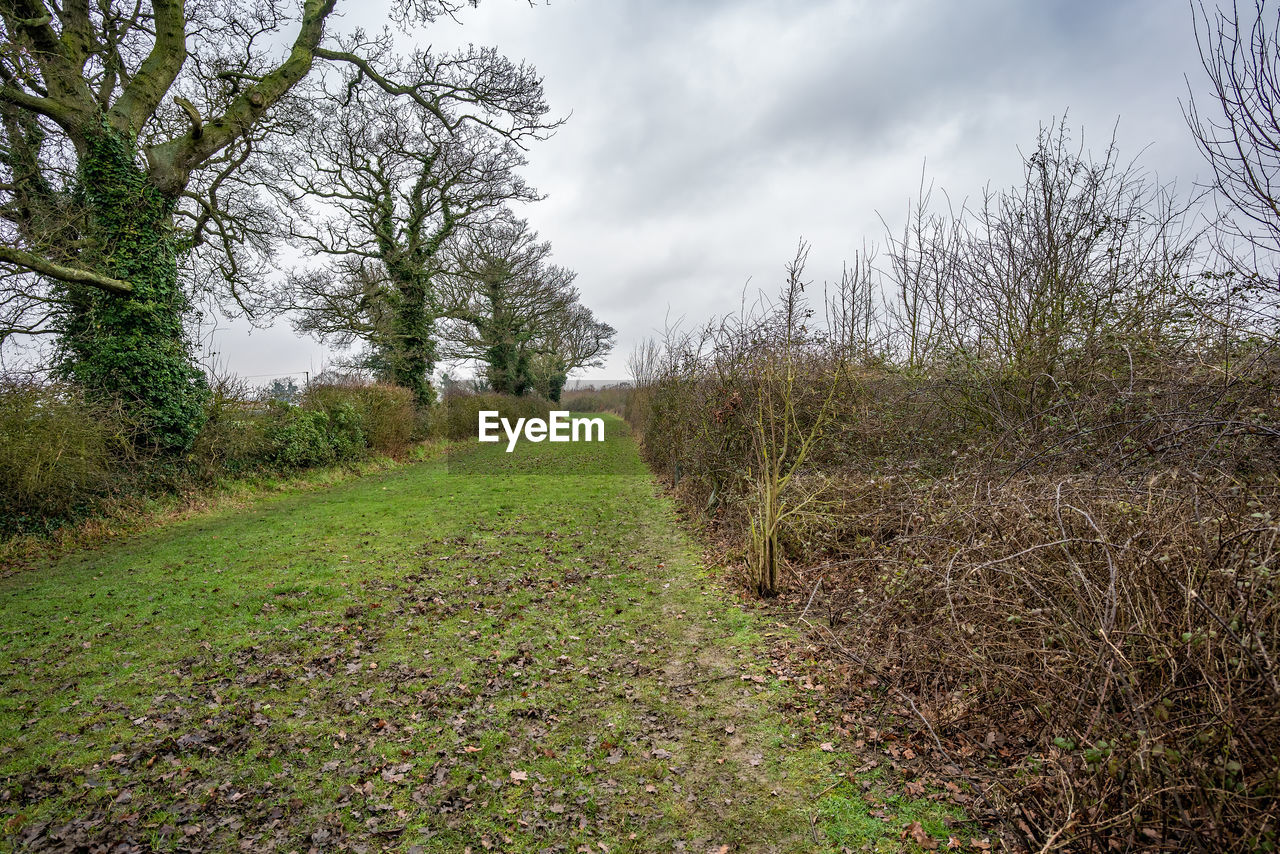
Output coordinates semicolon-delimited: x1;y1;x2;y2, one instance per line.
1;416;858;852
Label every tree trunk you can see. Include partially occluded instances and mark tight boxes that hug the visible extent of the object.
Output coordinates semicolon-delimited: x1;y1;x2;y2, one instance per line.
486;336;518;394
387;274;436;408
54;128;209;451
546;367;567;403
757;524;779;598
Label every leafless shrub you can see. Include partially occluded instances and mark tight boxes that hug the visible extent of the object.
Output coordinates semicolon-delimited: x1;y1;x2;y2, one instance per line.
798;469;1279;851
628;118;1280;849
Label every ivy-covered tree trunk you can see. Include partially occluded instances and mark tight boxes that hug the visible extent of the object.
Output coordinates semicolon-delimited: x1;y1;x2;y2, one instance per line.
54;130;209;451
545;360;568;403
485;336;515;395
385;272;437;408
478;281;533;397
484;326;533;397
485;338;528;396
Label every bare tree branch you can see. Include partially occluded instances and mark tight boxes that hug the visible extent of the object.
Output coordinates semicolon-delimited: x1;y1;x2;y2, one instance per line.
0;245;132;294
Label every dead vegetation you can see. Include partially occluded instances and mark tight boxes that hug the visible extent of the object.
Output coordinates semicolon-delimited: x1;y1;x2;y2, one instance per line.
626;118;1280;851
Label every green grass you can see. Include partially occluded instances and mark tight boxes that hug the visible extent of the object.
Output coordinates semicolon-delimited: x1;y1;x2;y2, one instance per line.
0;414;961;851
818;783;968;852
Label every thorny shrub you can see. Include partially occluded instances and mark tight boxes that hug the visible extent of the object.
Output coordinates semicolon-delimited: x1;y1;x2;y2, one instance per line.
633;317;1280;851
626;132;1280;847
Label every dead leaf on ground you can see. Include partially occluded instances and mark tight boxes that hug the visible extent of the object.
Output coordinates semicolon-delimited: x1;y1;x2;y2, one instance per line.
902;821;939;850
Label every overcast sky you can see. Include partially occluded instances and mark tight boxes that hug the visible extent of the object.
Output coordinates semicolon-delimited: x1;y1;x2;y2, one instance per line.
204;0;1212;384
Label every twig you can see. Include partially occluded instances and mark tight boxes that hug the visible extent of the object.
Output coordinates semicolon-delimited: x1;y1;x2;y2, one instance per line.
799;574;824;621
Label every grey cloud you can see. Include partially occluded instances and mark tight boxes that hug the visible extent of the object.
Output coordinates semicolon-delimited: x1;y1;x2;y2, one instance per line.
207;0;1221;382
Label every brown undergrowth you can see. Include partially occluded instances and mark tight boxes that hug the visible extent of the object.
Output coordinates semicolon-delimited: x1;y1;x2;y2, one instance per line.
657;436;1280;852
627;206;1280;848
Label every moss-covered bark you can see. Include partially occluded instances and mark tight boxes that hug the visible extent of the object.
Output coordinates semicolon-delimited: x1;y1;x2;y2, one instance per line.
383;268;437;408
53;129;209;451
479;279;533;397
1;0;341;449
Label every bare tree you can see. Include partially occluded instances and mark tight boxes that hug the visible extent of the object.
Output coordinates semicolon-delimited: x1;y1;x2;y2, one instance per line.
881;179;961;370
0;0;477;448
526;302;616;400
878;120;1198;427
1186;0;1280;280
823;243;881;365
438;215;614;397
283;46;558;406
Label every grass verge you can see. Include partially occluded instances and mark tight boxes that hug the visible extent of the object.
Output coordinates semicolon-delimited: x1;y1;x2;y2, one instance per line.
1;416;965;852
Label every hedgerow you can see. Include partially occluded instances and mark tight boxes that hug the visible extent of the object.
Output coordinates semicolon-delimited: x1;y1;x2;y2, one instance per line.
0;377;420;536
